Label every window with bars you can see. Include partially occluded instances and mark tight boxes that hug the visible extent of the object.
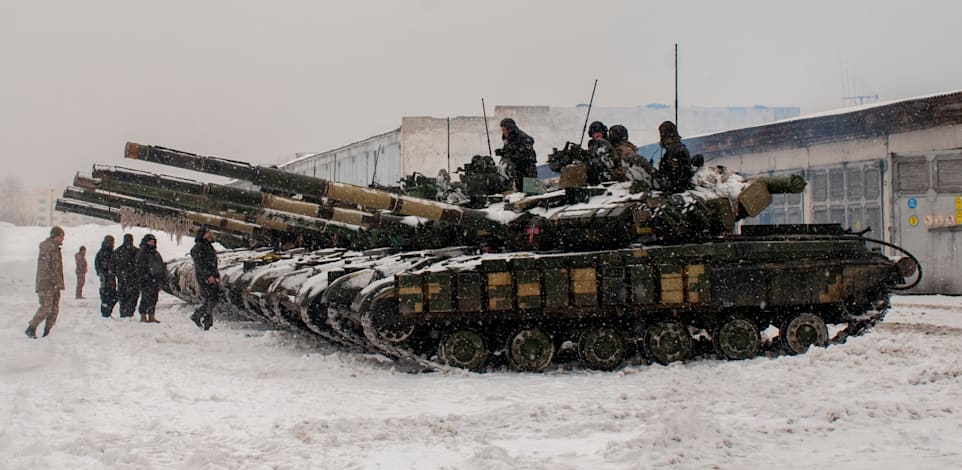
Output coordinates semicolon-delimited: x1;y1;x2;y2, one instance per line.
809;161;883;231
935;157;962;192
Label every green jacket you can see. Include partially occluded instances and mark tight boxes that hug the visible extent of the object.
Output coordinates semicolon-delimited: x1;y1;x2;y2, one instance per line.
36;237;64;293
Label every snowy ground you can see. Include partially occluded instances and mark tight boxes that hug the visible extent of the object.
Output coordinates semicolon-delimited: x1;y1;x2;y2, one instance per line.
2;224;961;469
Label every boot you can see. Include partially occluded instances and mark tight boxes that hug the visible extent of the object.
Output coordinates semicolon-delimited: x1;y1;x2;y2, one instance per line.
25;327;37;339
42;327;51;338
148;314;160;323
140;314;149;323
190;312;203;329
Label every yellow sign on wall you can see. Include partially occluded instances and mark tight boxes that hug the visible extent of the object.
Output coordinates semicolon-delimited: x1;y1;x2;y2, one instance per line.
956;196;962;225
909;215;919;227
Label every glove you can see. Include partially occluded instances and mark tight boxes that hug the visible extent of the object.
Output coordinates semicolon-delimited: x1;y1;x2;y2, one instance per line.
494;148;503;156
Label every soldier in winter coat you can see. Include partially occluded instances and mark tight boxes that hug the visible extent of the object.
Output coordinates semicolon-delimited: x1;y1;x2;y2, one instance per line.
25;226;65;338
74;246;88;299
495;118;537;192
135;234;166;323
608;124;657;190
657;121;694;194
95;235;118;317
585;121;617;185
190;227;221;330
112;233;140;318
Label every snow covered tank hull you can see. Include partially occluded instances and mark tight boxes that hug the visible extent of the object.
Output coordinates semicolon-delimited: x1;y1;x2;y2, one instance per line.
333;225;914;371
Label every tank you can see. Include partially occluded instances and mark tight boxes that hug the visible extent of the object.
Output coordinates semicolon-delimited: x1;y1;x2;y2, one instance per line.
58;142;920;372
109;142;923;371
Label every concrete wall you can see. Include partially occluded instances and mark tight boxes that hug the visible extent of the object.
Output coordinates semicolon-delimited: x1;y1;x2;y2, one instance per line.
279;130;402;188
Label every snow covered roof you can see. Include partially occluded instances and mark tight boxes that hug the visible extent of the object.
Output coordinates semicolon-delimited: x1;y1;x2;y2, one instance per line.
666;89;962;160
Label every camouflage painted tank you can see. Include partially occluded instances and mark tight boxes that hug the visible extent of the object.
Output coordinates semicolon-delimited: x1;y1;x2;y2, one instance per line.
55;142;919;372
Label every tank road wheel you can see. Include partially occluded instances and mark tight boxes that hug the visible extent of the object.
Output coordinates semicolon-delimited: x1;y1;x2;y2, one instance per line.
712;316;761;360
371;299;415;344
506;327;555;372
644;321;692;365
440;330;487;370
780;313;829;355
578;327;626;370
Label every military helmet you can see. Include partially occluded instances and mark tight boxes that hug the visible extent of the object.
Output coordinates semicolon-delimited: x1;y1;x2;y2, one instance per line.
499;118;516;129
588;121;607;138
609;125;628;145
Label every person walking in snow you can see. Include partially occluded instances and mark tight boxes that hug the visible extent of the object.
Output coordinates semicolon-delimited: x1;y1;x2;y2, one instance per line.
190;227;221;331
135;234;166;323
112;233;139;318
95;235;118;317
25;226;65;338
74;246;88;299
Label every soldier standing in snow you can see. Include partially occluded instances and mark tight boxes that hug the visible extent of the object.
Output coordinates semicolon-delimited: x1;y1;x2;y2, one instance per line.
190;227;221;331
112;233;140;318
495;118;537;192
657;121;694;193
135;234;165;323
74;246;87;299
95;235;118;317
25;226;65;338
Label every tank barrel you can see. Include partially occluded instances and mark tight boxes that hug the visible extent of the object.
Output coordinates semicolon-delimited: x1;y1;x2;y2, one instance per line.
125;142;506;233
84;167;431;250
91;165;414;232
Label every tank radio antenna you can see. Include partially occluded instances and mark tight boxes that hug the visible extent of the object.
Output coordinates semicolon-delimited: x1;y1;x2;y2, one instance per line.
579;79;598;146
481;98;493;157
674;44;679;129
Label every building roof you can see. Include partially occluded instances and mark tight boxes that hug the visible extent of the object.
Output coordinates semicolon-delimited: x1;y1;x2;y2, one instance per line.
650;90;962;161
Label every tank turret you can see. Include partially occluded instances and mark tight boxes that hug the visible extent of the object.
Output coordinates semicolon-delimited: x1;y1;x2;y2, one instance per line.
123;142;805;251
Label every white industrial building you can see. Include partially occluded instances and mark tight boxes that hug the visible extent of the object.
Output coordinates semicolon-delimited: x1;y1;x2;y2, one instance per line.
278;104;799;188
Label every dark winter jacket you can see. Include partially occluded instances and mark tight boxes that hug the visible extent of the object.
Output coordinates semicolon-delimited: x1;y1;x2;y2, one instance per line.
35;237;64;293
190;237;220;298
112;240;139;287
95;240;114;278
135;240;166;291
497;122;537;165
658;141;693;193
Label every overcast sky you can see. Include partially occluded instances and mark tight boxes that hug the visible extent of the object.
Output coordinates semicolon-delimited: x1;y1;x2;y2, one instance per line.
2;0;960;189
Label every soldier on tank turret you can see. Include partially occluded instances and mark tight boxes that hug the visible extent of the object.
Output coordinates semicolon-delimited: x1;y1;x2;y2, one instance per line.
608;124;658;191
584;121;617;185
657;121;694;193
494;118;537;192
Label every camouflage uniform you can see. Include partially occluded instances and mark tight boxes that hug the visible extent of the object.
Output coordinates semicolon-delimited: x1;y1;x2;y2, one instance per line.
495;118;537;192
657;121;693;193
609;124;657;190
26;227;65;338
74;247;87;299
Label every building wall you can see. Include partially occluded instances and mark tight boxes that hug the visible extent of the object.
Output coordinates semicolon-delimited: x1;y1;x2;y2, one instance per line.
705;124;962;294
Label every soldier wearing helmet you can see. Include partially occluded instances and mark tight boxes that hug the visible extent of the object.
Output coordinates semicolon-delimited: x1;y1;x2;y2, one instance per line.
657;121;693;193
494;118;537;192
585;121;616;185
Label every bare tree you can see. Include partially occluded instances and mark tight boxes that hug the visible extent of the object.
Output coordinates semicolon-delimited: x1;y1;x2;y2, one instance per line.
0;176;35;225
